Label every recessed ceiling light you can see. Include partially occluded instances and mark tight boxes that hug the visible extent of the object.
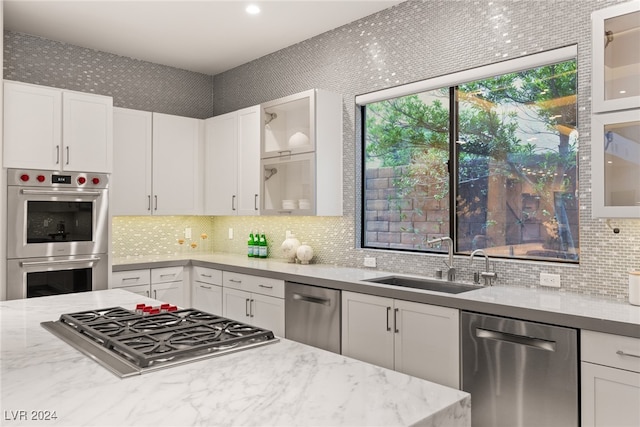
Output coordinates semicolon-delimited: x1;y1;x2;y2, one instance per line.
246;4;260;15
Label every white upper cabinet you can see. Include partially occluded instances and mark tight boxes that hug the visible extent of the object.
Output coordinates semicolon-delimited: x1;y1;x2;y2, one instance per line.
62;91;113;172
591;109;640;218
591;1;640;113
153;113;203;215
111;108;203;216
260;89;343;216
111;108;153;216
3;80;113;172
204;105;261;216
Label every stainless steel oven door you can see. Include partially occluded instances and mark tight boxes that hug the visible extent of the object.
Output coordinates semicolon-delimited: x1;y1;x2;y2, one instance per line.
7;254;108;300
7;185;108;259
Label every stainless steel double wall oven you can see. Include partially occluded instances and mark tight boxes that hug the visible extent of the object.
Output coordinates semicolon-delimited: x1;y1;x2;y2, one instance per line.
7;169;109;299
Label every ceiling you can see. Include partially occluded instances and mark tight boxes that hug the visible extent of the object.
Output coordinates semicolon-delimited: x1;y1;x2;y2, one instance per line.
3;0;402;76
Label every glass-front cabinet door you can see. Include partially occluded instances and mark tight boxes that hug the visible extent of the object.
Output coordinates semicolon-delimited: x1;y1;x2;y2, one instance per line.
262;90;315;158
592;1;640;113
261;153;315;215
592;109;640;218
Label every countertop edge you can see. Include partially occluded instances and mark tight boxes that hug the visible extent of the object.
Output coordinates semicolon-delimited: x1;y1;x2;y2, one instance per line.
113;256;640;339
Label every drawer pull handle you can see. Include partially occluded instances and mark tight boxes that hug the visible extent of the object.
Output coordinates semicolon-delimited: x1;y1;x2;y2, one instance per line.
616;350;640;359
229;279;242;283
200;285;212;290
201;274;212;278
122;276;141;281
160;274;175;278
259;284;273;289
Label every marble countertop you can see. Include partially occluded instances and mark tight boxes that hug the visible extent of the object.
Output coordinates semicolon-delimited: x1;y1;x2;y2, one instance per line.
0;289;470;427
114;253;640;338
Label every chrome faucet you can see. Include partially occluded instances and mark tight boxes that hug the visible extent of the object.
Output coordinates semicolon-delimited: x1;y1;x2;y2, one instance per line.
427;237;455;281
470;249;497;286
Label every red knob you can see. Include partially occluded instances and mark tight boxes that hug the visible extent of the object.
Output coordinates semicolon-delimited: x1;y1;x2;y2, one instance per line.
37;175;46;183
20;174;30;182
92;177;100;185
77;176;87;185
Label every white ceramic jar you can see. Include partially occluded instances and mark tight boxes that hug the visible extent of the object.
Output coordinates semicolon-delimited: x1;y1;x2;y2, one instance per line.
296;243;314;265
281;235;301;263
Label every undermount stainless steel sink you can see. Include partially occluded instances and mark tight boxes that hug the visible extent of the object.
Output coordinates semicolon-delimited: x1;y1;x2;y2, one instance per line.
364;276;479;294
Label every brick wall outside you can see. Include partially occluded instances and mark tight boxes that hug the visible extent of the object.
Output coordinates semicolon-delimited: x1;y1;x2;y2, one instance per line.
365;166;449;250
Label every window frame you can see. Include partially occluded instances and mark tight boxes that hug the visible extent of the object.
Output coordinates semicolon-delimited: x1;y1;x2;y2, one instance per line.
357;45;579;262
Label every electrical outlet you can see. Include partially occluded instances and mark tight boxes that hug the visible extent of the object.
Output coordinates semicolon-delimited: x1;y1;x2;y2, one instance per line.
184;227;192;239
540;273;561;288
228;228;234;239
364;257;377;268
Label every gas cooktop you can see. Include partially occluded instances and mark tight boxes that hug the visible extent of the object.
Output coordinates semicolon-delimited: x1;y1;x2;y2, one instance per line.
41;307;278;378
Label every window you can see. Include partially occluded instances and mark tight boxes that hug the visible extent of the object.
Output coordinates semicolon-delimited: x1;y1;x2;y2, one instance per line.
360;48;579;262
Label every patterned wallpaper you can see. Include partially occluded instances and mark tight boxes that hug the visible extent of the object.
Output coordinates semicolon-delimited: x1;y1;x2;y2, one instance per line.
3;31;213;118
211;0;640;300
5;0;639;300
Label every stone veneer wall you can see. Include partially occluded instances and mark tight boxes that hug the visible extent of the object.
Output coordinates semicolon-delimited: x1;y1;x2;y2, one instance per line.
5;0;640;300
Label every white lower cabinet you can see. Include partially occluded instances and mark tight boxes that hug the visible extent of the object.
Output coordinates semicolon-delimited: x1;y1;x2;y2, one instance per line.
341;291;459;389
191;266;223;315
111;267;185;307
222;271;285;337
581;330;640;427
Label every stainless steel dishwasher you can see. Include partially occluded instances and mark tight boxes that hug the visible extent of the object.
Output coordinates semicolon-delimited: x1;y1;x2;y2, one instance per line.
461;311;578;427
285;282;341;354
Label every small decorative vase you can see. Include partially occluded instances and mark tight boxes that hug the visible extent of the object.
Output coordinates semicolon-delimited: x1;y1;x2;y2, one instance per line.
296;243;314;265
281;235;301;263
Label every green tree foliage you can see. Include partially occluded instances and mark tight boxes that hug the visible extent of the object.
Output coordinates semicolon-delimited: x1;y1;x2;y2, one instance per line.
364;60;578;258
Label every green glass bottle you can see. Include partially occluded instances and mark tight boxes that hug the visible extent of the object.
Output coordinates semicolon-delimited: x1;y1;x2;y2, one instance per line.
248;231;255;257
259;231;268;258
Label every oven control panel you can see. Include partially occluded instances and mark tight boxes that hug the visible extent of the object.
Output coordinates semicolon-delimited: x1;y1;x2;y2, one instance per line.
8;169;109;189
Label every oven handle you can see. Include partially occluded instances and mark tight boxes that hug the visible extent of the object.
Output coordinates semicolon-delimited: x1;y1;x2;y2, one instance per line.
21;189;102;197
20;257;101;267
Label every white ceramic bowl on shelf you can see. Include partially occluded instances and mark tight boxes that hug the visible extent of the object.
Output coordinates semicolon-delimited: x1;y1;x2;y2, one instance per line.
282;199;297;210
288;132;309;148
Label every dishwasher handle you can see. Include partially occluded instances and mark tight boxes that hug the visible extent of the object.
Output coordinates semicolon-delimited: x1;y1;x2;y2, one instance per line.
476;328;556;352
292;293;332;306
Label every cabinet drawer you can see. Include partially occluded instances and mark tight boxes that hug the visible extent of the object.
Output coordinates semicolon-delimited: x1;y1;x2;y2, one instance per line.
112;269;150;288
151;266;184;284
582;330;640;373
192;266;222;285
223;271;284;298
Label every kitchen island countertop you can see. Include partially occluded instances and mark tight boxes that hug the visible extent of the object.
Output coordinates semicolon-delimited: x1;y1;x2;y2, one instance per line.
0;289;470;427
